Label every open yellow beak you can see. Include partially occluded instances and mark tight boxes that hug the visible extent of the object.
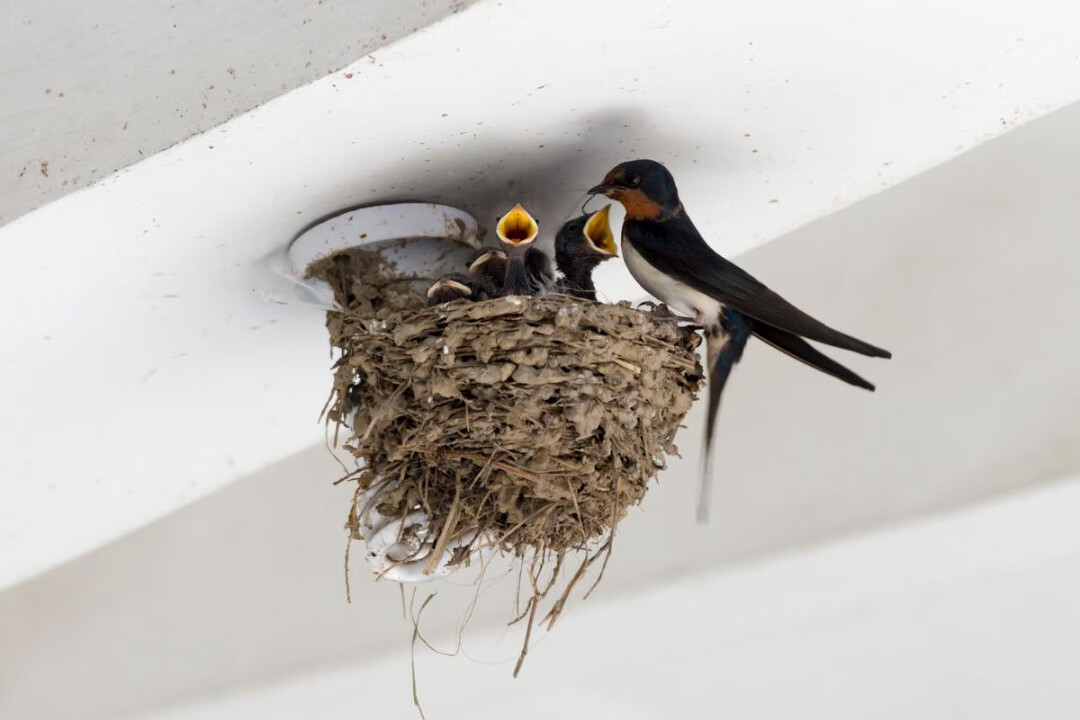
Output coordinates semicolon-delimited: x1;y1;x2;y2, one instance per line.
583;204;617;256
496;203;539;246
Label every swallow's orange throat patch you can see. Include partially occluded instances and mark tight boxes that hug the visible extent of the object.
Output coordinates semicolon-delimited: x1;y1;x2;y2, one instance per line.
614;188;664;220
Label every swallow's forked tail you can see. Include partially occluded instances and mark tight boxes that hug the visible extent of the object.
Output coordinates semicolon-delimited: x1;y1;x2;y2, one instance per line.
752;323;876;391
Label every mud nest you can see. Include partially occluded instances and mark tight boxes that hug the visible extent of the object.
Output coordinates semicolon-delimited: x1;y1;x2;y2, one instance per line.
317;250;704;568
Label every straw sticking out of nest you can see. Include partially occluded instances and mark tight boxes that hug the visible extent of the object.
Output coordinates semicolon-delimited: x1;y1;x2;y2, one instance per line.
314;248;703;660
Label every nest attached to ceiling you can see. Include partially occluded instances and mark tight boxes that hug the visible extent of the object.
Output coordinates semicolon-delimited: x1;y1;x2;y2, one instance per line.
315;250;702;635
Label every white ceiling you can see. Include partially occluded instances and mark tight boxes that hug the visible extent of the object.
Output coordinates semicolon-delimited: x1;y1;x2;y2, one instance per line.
5;2;1080;717
3;0;1080;593
0;0;479;225
4;98;1080;719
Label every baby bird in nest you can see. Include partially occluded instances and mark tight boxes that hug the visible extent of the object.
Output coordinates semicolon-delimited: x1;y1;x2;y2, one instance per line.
426;273;476;306
554;204;618;301
465;204;554;298
496;203;551;297
466;247;508;299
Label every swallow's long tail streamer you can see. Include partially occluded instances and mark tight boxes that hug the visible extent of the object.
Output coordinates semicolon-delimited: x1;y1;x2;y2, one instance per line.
698;310;752;524
752;323;875;391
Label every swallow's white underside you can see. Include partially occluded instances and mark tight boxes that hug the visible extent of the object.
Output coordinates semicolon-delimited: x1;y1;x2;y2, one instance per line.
622;235;724;322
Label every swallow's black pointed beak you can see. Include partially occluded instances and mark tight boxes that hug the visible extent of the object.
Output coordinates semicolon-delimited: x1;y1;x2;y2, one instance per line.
587;183;616;196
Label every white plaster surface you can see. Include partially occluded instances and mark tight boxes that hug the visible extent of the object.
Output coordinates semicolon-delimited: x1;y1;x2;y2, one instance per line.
2;0;1080;609
4;99;1080;719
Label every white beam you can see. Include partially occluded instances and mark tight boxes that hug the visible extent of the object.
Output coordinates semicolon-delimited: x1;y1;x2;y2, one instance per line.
5;99;1080;719
133;478;1080;720
2;0;1080;590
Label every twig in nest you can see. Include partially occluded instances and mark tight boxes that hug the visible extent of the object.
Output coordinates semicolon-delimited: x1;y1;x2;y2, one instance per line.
410;592;437;720
541;538;612;630
467;448;501;491
512;557;526;623
358;381;411;445
537;552;565;598
401;445;548;484
610;358;642;374
513;575;541;678
494;504;555;548
457;551;497;646
508;585;533;627
344;488;359;604
318;385;336;425
423;478;462;575
584;470;623;600
565;478;588;544
332;465;363;486
583;536;615;601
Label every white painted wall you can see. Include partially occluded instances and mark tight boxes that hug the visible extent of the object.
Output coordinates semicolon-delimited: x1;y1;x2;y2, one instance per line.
3;0;1080;593
4;100;1080;720
85;480;1080;719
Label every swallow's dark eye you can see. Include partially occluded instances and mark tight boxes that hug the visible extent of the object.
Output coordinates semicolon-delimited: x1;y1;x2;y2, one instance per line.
626;173;641;186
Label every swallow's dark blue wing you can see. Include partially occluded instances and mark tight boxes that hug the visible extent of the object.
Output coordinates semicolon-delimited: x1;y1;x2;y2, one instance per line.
625;218;892;359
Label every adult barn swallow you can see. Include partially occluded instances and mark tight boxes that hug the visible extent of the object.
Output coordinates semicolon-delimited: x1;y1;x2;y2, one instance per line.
466;247;508;298
426;273;475;306
589;159;891;521
554;204;618;301
496;203;543;296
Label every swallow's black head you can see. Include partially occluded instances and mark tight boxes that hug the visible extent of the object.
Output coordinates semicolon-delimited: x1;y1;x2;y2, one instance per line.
554;204;617;267
588;159;680;221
